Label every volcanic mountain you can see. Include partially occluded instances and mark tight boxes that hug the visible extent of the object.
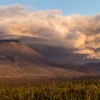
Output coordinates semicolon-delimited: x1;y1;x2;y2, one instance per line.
0;40;99;80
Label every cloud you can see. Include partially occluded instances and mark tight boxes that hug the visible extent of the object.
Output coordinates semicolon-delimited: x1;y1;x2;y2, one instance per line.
0;4;100;60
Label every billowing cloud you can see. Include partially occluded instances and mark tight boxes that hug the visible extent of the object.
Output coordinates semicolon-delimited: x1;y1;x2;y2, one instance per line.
0;4;100;60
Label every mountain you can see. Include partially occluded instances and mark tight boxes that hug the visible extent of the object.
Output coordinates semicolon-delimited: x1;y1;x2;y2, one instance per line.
0;40;99;80
0;40;85;80
62;61;100;77
84;62;100;71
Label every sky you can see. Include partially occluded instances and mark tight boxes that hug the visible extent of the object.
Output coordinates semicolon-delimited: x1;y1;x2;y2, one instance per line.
0;0;100;15
0;0;100;63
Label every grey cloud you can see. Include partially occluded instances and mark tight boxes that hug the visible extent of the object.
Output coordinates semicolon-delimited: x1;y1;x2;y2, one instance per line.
0;4;99;61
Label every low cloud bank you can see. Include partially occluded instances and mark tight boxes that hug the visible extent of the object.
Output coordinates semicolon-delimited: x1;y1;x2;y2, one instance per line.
0;4;100;60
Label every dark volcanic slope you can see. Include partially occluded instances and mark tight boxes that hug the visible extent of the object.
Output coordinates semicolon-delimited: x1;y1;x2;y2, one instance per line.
84;62;100;71
0;40;84;79
0;40;45;62
0;40;99;79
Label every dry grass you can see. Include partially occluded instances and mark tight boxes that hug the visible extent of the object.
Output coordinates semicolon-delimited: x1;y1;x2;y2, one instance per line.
0;79;100;100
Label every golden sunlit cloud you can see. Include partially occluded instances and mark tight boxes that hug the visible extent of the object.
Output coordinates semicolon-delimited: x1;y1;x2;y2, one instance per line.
0;4;100;60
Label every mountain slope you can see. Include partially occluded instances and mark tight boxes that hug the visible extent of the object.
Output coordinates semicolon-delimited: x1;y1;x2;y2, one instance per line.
0;40;99;80
0;40;85;79
84;62;100;71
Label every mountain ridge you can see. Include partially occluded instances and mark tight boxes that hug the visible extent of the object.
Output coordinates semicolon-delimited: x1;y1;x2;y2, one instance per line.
0;40;99;80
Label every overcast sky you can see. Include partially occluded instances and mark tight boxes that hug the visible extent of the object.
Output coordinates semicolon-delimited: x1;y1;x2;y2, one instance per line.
0;1;100;63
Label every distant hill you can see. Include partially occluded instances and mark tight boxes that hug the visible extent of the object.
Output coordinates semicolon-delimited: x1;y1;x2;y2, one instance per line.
84;62;100;71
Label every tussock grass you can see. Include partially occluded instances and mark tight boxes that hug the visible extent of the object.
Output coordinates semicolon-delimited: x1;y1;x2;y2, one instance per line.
0;79;100;100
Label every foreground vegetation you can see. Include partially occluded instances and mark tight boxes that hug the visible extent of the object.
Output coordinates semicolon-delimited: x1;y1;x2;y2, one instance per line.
0;79;100;100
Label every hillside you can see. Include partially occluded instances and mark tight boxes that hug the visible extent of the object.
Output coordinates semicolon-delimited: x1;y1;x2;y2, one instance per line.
0;40;99;80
